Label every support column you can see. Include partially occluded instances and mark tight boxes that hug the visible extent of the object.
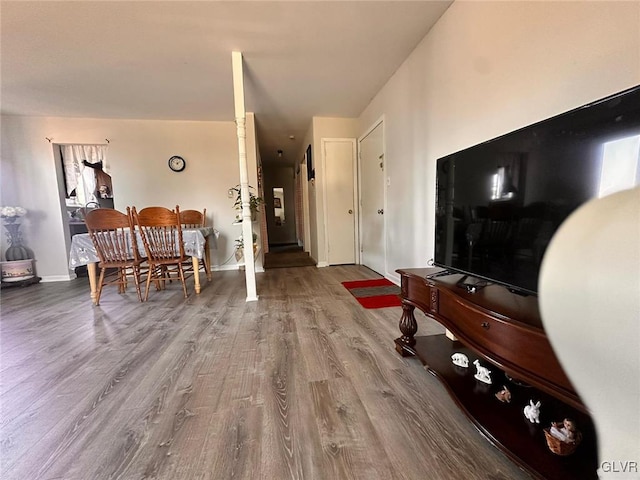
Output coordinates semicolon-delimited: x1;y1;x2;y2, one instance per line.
232;51;258;302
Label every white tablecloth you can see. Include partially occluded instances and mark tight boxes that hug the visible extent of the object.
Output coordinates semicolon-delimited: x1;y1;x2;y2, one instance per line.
69;227;216;269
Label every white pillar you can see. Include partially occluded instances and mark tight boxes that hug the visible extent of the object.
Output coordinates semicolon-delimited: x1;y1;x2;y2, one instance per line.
232;51;258;302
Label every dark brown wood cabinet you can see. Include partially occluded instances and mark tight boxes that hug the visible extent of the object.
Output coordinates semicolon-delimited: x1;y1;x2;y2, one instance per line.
394;268;598;480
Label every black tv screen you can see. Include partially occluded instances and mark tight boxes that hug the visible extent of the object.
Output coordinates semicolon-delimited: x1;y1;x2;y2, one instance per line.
434;85;640;295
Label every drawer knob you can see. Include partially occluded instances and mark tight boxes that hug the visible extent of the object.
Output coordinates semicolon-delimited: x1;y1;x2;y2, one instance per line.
481;322;490;330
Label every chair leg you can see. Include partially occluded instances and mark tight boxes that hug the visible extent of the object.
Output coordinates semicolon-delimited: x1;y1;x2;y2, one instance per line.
118;268;126;294
157;266;167;290
150;265;162;291
202;258;211;280
178;264;188;298
132;265;143;302
161;265;173;284
144;265;154;301
95;267;106;306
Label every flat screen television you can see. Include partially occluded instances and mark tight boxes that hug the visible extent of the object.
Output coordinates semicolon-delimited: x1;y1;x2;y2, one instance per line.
434;85;640;295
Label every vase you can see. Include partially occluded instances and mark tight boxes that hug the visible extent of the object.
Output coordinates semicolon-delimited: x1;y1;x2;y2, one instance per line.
234;244;258;270
3;221;30;261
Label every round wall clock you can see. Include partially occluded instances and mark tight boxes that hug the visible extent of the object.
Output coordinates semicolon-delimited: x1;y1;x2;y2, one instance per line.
168;155;186;172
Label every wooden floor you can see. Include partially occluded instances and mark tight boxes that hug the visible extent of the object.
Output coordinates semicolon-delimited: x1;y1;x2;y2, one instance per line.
0;265;532;480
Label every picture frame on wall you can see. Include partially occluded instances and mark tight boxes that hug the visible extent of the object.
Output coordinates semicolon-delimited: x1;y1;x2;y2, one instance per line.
306;144;314;181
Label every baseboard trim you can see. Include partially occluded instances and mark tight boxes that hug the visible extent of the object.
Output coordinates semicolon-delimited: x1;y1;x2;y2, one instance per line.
211;264;265;273
211;264;243;272
385;273;400;286
40;274;75;282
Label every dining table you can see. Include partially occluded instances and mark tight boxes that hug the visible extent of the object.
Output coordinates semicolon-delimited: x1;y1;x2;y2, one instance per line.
69;226;216;304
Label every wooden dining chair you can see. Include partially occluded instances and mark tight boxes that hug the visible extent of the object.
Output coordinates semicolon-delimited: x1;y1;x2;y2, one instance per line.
84;207;144;305
131;205;190;300
179;208;206;228
178;208;211;278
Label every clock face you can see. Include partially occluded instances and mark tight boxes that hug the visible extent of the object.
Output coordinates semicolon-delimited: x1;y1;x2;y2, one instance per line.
168;155;186;172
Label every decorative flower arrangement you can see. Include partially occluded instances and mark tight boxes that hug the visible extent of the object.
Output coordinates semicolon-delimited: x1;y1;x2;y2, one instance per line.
1;206;31;262
234;232;259;264
235;232;258;249
230;185;263;222
1;206;27;223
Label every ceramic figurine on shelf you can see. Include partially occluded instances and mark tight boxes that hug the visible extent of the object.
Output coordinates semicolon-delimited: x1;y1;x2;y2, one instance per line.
495;385;512;403
544;418;582;455
451;352;469;368
523;400;541;423
473;359;492;384
549;418;577;443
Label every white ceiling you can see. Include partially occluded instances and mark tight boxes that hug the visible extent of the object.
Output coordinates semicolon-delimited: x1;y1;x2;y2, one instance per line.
1;1;452;166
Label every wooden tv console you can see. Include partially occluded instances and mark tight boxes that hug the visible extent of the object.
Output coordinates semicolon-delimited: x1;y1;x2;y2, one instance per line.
394;268;597;480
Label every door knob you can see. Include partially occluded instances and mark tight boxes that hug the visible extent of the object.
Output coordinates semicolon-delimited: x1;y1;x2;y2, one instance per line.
348;209;353;214
377;209;384;215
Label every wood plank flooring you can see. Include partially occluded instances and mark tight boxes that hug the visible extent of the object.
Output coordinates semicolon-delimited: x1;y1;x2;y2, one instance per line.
0;266;533;480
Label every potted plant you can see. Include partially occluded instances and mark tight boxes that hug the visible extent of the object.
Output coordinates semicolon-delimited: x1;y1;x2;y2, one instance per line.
234;232;258;266
230;185;263;222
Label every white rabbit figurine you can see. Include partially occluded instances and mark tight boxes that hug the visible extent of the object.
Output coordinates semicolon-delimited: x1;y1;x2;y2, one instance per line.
524;400;541;423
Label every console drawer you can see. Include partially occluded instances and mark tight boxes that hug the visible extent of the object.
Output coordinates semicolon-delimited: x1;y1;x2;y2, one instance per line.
437;291;573;391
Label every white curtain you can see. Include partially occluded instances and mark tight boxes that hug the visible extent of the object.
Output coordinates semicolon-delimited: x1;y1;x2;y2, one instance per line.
61;144;109;204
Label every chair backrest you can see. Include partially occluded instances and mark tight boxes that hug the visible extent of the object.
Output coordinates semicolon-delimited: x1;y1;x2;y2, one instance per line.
179;208;206;228
132;206;186;260
84;207;141;264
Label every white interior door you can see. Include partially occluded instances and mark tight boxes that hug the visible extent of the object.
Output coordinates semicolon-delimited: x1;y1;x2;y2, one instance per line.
323;138;356;265
359;121;385;275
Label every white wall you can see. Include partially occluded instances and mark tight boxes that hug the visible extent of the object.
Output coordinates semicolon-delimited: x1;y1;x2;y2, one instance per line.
0;114;260;280
357;0;640;282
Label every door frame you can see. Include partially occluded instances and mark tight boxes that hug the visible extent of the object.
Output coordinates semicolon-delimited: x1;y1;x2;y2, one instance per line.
357;115;386;274
302;151;311;253
321;138;358;265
